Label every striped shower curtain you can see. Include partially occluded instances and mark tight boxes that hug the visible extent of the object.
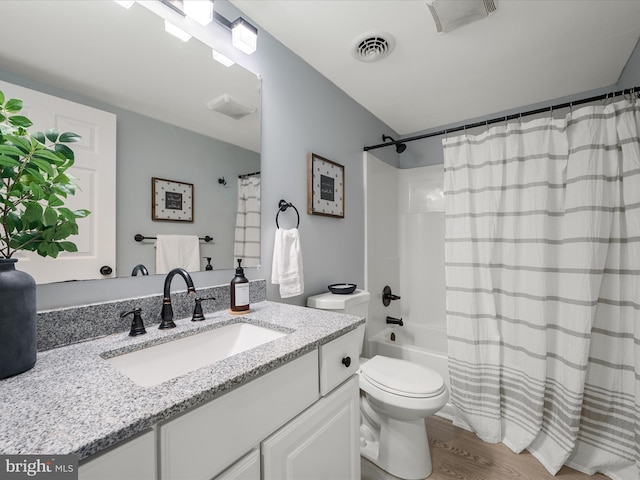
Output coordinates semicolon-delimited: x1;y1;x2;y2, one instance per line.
234;175;261;267
443;99;639;480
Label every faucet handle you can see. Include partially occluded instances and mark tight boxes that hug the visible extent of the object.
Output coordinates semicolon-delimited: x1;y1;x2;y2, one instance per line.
120;308;147;336
192;296;216;322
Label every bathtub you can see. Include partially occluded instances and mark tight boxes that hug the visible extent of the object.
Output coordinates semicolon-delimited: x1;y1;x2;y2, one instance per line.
368;324;455;420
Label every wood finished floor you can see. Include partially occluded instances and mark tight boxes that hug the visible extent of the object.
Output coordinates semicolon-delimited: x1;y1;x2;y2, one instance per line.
362;416;610;480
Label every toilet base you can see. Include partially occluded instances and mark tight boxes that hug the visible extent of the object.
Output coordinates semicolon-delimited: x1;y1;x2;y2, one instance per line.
360;411;432;479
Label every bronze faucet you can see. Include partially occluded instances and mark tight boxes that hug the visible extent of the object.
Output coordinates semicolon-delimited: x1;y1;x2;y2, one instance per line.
160;268;196;329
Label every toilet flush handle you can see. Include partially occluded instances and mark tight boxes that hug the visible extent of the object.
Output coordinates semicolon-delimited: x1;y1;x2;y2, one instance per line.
342;356;351;368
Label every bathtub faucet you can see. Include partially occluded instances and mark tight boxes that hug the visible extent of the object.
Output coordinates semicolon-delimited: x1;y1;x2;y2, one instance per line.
386;316;404;327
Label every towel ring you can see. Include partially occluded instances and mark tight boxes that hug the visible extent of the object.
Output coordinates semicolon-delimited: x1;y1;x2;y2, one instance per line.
276;199;300;229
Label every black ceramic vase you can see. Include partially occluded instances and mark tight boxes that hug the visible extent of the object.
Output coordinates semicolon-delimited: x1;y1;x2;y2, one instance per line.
0;258;36;379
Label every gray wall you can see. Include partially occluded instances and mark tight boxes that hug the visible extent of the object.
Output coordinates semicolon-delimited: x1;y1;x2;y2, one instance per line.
116;111;259;275
390;39;640;169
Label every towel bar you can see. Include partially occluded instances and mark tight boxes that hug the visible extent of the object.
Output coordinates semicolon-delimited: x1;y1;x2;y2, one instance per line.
134;234;213;242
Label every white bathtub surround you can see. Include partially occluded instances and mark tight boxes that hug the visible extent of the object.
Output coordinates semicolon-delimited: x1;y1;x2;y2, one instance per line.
443;100;640;480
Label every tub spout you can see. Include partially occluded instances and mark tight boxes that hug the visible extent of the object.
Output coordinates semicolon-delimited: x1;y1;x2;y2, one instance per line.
386;316;403;326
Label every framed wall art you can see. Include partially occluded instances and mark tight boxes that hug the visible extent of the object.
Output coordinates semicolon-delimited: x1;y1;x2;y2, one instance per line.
152;177;194;222
307;153;344;218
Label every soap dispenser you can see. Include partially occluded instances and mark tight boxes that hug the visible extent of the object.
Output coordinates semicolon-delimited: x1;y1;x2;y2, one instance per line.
230;259;250;313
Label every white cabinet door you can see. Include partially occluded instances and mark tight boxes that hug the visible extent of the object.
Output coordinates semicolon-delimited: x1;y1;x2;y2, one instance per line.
78;429;156;480
262;375;360;480
0;80;117;283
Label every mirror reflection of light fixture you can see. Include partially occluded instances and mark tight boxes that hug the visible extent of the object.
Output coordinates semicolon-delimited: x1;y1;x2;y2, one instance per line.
212;48;235;67
114;0;135;9
231;17;258;55
425;0;497;34
183;0;213;26
164;20;192;41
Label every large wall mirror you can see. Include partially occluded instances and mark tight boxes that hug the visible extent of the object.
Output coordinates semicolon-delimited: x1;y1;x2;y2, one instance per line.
0;1;261;284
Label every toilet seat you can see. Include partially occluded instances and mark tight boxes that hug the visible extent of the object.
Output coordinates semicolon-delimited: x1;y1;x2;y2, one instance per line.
360;355;445;398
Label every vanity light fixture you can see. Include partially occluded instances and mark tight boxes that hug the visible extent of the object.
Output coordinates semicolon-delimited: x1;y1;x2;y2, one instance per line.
212;48;235;67
183;0;213;26
231;17;258;55
164;20;192;42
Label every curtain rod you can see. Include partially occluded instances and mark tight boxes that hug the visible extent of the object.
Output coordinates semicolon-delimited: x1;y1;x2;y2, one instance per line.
363;85;640;152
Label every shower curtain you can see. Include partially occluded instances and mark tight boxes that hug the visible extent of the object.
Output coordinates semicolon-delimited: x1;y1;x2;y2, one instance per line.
443;99;639;480
234;175;261;267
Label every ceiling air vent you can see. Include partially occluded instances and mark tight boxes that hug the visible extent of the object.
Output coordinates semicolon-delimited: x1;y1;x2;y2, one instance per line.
352;32;395;63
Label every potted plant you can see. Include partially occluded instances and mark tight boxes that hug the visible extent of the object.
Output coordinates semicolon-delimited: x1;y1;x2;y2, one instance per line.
0;89;89;379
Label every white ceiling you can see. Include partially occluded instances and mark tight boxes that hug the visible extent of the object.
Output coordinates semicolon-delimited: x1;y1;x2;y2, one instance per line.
0;1;261;153
231;0;640;136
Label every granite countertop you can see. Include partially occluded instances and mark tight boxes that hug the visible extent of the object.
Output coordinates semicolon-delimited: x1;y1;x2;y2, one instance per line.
0;301;364;460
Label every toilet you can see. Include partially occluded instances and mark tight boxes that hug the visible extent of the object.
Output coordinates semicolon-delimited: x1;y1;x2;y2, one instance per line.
307;290;448;480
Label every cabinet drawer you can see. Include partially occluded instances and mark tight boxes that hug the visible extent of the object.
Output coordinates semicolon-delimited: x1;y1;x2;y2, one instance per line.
160;350;319;480
319;325;364;396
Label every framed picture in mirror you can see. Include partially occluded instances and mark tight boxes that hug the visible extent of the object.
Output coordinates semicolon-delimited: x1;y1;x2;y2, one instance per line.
307;153;344;218
152;177;194;222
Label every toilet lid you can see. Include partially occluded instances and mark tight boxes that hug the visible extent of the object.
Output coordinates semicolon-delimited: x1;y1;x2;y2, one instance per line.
360;356;445;398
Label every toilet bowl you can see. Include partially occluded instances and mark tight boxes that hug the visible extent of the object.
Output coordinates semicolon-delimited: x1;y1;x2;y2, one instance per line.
306;290;449;480
359;355;448;479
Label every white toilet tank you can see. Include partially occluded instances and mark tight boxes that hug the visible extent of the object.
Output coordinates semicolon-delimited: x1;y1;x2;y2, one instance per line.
307;290;370;353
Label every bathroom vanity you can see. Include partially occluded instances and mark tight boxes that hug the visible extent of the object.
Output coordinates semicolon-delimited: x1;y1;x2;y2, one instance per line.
0;300;364;480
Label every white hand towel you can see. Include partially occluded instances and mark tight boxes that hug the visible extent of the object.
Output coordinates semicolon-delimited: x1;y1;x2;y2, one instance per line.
271;228;304;298
155;235;200;274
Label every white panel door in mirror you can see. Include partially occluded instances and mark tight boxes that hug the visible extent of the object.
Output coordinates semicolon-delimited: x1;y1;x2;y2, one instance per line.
1;80;117;284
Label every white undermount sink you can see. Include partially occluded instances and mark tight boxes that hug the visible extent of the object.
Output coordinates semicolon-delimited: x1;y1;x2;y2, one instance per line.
105;322;288;387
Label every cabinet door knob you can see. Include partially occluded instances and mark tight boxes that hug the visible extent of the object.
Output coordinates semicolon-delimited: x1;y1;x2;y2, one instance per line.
341;356;351;368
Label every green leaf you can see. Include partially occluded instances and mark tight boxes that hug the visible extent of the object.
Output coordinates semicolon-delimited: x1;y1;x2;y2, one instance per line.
0;144;23;156
29;158;55;176
58;241;77;252
8;115;33;128
42;227;55;241
5;98;23;113
59;132;81;143
53;223;74;239
0;155;20;168
57;207;76;221
22;202;43;223
47;194;64;207
29;183;45;201
33;148;63;164
43;206;58;226
0;90;4;104
45;128;60;143
54;143;75;161
74;209;91;218
32;131;46;145
22;166;46;183
5;135;31;154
